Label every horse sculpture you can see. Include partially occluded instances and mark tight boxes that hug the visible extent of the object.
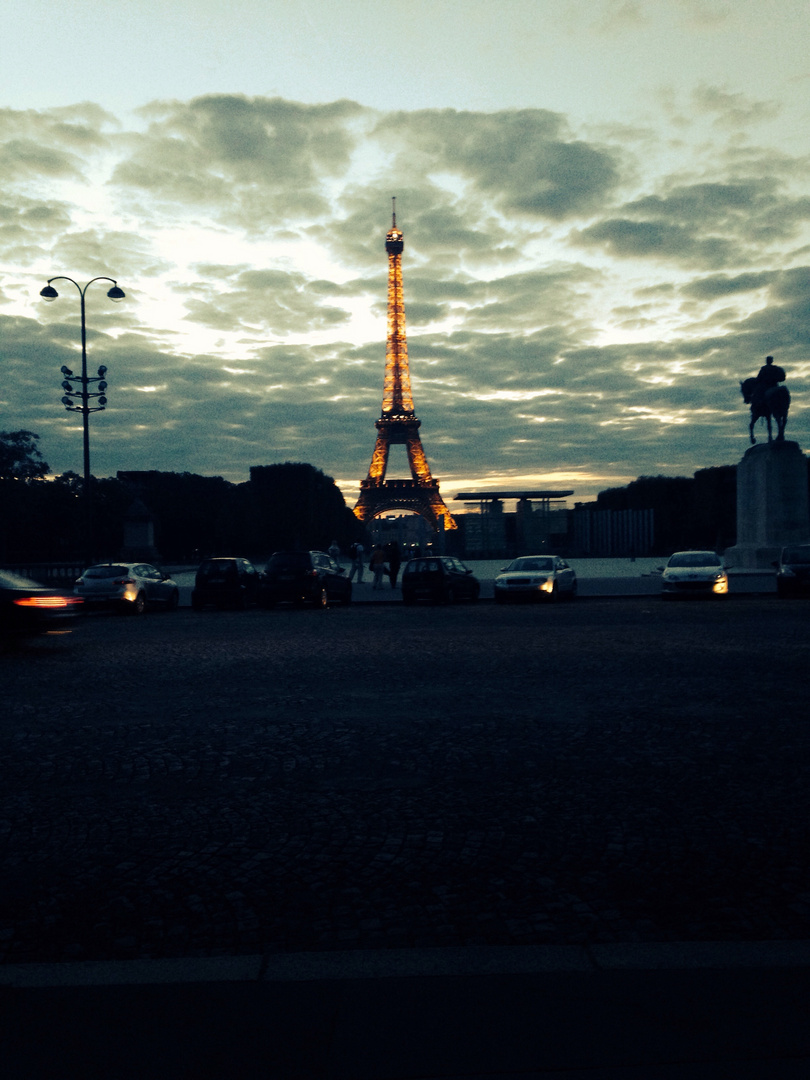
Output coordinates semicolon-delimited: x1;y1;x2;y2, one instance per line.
740;377;790;444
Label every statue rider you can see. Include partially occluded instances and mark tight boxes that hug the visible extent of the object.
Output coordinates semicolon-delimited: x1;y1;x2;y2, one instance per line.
755;355;786;392
743;354;790;443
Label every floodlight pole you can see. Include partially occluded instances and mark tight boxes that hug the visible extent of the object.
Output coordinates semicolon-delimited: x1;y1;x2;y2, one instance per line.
40;275;125;561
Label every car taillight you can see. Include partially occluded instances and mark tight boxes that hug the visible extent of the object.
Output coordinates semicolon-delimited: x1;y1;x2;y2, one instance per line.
14;596;82;608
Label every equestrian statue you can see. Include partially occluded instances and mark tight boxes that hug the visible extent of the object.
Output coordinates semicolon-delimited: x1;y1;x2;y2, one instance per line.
740;355;790;444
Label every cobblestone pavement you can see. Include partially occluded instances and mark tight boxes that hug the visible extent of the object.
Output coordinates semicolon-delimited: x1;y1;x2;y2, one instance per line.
2;597;809;964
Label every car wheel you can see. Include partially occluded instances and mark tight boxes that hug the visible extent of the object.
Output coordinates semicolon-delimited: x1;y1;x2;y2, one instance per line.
131;591;146;615
550;582;560;602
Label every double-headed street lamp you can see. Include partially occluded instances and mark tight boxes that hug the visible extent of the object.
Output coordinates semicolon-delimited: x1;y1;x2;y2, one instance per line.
40;275;125;560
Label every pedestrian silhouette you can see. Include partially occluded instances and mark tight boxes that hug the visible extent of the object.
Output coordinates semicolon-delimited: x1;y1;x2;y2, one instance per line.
384;540;402;588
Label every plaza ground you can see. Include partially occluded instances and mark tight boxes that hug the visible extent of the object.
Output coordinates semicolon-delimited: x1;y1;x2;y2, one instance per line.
2;597;808;1076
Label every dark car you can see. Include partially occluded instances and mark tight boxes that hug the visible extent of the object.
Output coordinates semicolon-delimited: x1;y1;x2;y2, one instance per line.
1;569;83;650
401;556;480;604
75;562;180;614
191;557;260;610
775;544;810;598
259;551;351;608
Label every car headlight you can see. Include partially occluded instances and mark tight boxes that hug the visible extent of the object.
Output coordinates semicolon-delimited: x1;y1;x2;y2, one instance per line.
712;574;728;594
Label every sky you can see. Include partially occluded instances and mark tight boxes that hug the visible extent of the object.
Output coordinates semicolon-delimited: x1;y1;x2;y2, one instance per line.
2;0;810;510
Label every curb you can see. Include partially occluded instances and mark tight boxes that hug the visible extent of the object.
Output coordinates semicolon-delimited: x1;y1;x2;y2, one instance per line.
3;940;810;987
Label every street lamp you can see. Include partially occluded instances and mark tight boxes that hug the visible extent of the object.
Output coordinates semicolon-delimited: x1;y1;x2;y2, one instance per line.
40;275;125;561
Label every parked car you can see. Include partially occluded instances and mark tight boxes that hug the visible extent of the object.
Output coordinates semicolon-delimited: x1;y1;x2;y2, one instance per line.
494;555;577;603
774;544;810;598
75;562;180;614
191;557;260;610
1;569;83;649
400;556;480;604
661;551;728;599
259;551;352;608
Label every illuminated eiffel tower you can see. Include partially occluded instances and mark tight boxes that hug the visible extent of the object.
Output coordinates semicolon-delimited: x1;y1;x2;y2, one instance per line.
353;202;457;531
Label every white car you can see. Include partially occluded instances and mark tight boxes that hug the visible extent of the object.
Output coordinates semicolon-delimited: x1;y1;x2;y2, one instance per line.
494;555;577;603
661;551;728;599
75;562;180;614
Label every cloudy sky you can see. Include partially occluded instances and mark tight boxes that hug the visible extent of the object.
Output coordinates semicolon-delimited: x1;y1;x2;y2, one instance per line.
2;0;809;509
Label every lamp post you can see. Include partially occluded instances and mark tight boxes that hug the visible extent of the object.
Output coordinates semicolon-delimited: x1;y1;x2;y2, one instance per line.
40;276;125;561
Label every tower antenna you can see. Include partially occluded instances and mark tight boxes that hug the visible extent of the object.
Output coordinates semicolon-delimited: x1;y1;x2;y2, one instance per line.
392;195;396;228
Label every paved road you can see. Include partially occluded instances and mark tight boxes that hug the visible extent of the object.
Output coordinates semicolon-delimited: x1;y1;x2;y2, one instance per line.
2;596;809;965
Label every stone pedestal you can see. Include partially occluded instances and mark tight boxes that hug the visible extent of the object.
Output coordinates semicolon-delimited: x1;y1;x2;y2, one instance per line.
724;440;809;568
121;497;159;561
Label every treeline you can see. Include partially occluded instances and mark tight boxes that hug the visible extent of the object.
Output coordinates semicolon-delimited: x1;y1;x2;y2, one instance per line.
583;465;738;552
0;432;363;563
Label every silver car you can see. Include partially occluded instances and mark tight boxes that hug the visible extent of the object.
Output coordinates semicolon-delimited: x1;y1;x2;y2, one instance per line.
75;562;180;614
661;551;728;599
494;555;577;603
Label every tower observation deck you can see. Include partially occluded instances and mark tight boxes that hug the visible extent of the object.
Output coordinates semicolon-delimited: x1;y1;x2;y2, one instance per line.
353;203;456;531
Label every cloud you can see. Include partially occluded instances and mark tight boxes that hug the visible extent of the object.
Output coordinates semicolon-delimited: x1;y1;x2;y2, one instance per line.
0;102;115;183
112;95;365;228
2;92;809;504
692;84;781;128
178;266;354;336
680;271;773;300
375;108;623;221
0;196;73;262
574;173;810;267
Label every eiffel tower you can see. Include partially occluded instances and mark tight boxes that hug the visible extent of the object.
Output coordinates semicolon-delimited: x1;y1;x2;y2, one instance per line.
353;203;457;531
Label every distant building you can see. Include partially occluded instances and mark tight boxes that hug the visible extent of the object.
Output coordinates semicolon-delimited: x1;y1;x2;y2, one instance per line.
454;491;574;558
571;506;655;556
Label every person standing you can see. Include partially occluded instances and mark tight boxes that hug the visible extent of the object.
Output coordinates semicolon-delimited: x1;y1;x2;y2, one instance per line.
328;539;341;566
369;544;387;590
384;540;402;588
348;541;365;583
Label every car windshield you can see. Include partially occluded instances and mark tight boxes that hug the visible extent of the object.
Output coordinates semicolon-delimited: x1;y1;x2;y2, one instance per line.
667;552;721;568
84;565;129;579
783;547;810;564
197;561;236;578
507;558;554;572
266;552;311;571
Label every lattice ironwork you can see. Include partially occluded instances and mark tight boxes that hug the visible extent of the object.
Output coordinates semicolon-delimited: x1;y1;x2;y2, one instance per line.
354;204;456;532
